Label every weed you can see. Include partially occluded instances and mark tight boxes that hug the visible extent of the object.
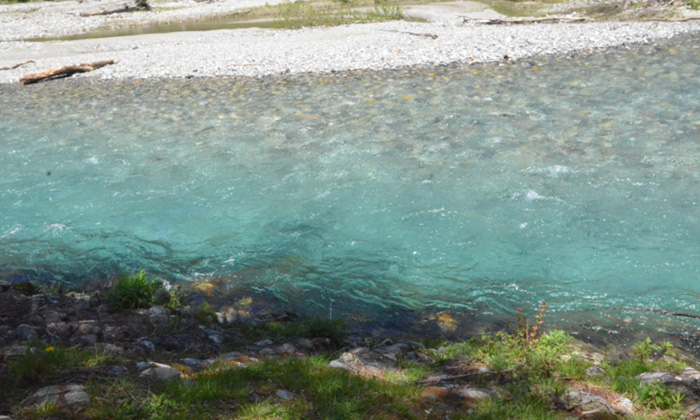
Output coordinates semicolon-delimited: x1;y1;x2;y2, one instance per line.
633;337;676;362
103;270;162;311
194;301;217;325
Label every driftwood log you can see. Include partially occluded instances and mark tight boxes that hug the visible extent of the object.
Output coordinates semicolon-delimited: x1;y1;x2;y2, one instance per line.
19;60;116;85
0;60;35;71
80;0;150;16
463;16;589;25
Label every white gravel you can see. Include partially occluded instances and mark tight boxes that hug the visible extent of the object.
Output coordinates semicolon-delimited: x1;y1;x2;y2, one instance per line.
1;0;699;84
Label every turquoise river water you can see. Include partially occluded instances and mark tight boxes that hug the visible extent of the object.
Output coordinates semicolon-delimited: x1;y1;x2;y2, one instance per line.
2;35;700;335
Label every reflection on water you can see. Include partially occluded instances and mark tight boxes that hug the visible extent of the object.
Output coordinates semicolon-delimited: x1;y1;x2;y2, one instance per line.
1;34;700;335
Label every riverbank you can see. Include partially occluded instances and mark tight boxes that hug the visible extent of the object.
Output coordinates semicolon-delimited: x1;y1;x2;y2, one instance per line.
1;0;700;84
2;277;700;419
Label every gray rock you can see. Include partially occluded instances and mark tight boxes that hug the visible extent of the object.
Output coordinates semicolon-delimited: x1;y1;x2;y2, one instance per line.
30;384;90;407
636;371;675;384
42;310;61;323
76;320;101;336
137;338;155;352
46;322;77;338
148;306;169;325
259;347;275;356
0;280;10;292
612;397;635;416
275;390;294;400
183;358;207;369
256;340;273;347
280;343;296;354
679;367;700;381
15;324;39;341
137;361;152;371
0;325;14;336
218;351;243;361
329;360;354;371
140;364;181;381
95;343;124;354
687;403;700;418
70;334;97;346
108;366;128;376
586;366;605;377
207;332;224;344
1;345;30;357
458;387;492;400
561;391;612;415
295;338;315;351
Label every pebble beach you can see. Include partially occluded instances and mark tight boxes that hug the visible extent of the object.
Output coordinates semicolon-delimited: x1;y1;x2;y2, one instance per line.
1;0;700;84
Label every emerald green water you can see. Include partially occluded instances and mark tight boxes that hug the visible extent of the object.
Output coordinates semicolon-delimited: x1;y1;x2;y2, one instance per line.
2;36;700;333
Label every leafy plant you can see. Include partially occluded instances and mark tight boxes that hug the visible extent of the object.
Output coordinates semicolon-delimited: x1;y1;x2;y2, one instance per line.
103;270;162;311
194;301;217;325
633;337;676;362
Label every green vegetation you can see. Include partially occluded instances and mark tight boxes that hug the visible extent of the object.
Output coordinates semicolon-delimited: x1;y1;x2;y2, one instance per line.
273;0;403;29
240;317;347;346
103;271;180;312
85;357;419;420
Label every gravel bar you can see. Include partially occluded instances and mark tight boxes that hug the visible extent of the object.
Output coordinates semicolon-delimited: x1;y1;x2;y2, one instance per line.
1;0;700;84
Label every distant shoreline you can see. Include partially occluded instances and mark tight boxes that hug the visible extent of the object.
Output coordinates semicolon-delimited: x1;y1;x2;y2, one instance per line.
1;0;700;84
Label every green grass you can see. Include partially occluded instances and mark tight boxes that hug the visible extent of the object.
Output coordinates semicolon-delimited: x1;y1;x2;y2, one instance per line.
86;356;421;419
239;317;347;346
272;0;403;29
103;271;164;311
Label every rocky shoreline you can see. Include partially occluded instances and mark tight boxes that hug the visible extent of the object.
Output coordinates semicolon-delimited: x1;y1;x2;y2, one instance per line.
1;0;700;84
3;279;700;419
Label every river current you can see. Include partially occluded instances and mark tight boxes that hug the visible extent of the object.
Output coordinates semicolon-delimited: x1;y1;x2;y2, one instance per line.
2;35;700;335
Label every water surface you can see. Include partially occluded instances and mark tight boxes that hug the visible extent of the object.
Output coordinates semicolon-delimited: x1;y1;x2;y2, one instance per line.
2;36;700;333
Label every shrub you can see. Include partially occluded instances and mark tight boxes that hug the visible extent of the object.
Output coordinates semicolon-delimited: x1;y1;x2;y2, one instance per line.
103;270;162;311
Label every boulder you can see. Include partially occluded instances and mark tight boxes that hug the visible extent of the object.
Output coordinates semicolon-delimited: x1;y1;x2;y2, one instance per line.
148;306;169;325
15;324;39;341
458;387;492;401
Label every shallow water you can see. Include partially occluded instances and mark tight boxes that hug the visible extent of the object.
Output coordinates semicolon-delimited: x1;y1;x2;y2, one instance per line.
2;36;700;333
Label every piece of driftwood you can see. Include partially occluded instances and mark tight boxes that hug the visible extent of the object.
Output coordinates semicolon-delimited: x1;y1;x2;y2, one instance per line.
19;60;116;85
648;16;700;22
80;0;150;16
381;29;438;39
463;16;589;25
0;60;35;71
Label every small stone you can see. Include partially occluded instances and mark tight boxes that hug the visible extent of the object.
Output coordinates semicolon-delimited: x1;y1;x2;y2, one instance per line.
259;348;275;355
148;306;169;324
275;390;294;400
76;321;101;336
586;366;605;377
256;340;273;347
329;360;353;370
140;365;181;381
15;324;39;341
612;397;634;416
458;387;492;400
590;352;605;365
70;334;97;346
46;322;77;338
137;361;151;371
108;366;128;376
680;367;700;381
207;332;224;344
0;325;14;336
183;358;206;369
1;345;30;357
295;338;314;351
137;338;155;352
42;310;61;323
95;343;124;354
30;384;89;407
218;351;243;361
280;343;296;354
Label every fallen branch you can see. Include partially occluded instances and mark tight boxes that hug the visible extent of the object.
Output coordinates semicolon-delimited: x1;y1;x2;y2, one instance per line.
80;0;150;16
0;60;35;71
463;16;589;25
381;29;438;39
647;16;700;22
19;60;116;85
